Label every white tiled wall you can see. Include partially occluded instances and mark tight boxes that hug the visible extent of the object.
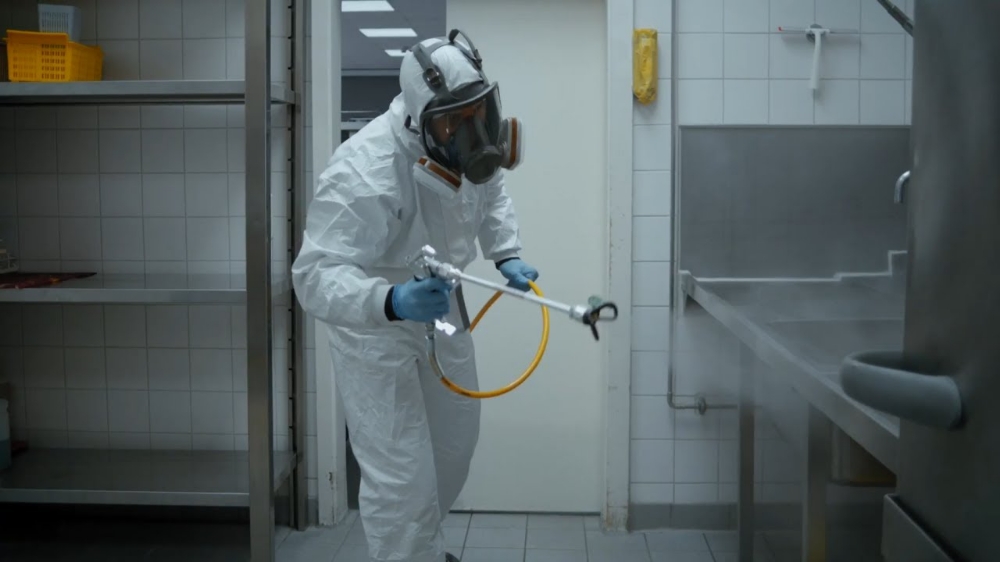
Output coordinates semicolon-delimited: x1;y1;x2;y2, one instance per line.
631;0;675;506
675;0;913;127
629;0;913;507
0;0;321;501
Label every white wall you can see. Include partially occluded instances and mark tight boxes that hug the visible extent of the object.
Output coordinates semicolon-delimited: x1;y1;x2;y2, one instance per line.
446;0;609;513
628;0;914;508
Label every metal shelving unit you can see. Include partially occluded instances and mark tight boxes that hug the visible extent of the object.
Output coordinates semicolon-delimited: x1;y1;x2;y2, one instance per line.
0;449;294;507
0;274;290;304
0;1;308;561
0;80;296;106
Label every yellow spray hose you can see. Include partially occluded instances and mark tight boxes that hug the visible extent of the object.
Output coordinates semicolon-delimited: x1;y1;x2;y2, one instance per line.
431;280;550;399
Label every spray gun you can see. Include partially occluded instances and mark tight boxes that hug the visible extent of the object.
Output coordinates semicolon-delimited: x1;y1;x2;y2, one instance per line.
409;245;619;399
410;245;618;340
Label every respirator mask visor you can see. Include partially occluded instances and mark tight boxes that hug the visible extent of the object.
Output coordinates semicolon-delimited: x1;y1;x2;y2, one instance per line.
419;82;504;185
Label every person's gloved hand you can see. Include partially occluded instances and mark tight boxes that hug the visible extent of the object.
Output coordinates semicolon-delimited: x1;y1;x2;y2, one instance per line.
391;277;453;323
498;259;539;291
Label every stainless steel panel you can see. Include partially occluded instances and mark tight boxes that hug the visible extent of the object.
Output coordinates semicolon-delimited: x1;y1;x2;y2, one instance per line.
246;0;276;560
677;126;909;278
829;426;894;487
0;81;295;105
682;275;900;473
882;495;954;562
893;1;1000;560
737;345;756;561
803;407;831;562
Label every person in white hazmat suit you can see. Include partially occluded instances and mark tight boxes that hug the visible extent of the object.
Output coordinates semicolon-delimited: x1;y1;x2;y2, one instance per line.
292;30;537;562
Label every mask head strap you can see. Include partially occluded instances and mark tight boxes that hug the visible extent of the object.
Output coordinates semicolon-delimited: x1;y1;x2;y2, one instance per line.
411;29;491;101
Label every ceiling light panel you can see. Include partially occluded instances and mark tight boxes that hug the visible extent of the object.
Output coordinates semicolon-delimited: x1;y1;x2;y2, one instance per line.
360;28;417;38
342;1;394;12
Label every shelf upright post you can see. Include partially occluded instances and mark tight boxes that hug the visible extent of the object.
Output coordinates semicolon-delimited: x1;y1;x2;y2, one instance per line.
246;0;276;559
289;0;309;531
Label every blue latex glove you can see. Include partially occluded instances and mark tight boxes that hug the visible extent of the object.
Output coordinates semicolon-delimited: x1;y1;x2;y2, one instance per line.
498;259;540;291
391;277;453;323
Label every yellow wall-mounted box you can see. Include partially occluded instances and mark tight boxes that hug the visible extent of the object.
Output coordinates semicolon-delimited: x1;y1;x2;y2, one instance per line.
632;29;658;105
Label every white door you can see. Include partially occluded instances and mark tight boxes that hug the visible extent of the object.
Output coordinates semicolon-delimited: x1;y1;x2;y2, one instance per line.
447;0;609;513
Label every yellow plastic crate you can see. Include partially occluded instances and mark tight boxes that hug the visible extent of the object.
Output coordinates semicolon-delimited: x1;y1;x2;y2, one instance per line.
6;30;103;82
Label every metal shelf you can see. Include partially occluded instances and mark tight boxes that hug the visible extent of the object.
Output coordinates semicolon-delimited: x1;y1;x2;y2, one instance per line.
0;274;291;305
0;449;296;507
0;80;296;106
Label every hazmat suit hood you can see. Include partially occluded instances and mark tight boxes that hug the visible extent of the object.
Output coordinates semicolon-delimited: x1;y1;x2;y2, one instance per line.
398;38;485;129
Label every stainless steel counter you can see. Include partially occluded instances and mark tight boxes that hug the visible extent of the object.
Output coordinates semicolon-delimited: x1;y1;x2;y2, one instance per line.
680;272;902;473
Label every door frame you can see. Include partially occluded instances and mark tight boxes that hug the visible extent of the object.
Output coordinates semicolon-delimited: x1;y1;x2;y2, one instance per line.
313;0;634;531
311;0;349;527
603;0;634;532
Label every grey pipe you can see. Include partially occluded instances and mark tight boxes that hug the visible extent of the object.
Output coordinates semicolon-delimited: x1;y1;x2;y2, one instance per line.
666;0;734;415
841;351;963;430
666;0;695;412
875;0;914;36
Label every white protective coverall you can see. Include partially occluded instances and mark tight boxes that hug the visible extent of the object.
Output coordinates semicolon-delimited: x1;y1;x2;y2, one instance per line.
292;41;523;562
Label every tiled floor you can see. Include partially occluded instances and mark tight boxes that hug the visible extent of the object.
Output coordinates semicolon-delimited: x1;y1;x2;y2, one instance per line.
0;509;879;561
281;511;790;562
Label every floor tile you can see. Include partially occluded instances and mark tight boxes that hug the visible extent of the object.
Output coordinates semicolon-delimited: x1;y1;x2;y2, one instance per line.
339;511;360;528
703;531;774;556
283;525;351;548
341;520;368;546
147;545;249;561
275;526;292;546
331;544;369;562
711;551;777;562
461;547;525;562
643;530;709;552
587;548;651;562
768;549;800;562
471;513;529;528
826;553;882;562
466;527;527;549
277;539;337;562
762;530;801;552
80;545;157;561
3;508;793;562
649;552;716;562
444;513;473;528
525;549;588;562
585;530;648;552
444;525;468;549
703;530;738;553
526;527;586;550
278;528;343;560
0;544;89;562
528;515;586;530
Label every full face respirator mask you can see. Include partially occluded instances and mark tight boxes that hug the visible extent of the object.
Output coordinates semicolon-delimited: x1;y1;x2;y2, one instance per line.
409;30;525;197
